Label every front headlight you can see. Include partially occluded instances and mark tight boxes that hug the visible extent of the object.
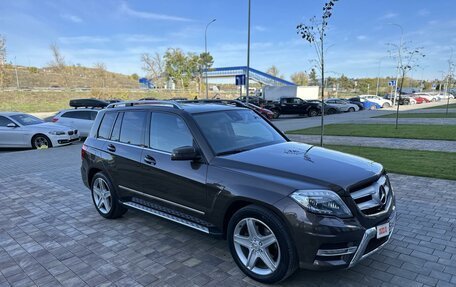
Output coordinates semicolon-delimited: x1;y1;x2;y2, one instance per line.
290;190;353;218
49;131;66;135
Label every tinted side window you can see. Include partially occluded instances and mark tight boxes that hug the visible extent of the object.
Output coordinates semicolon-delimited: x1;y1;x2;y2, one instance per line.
62;111;91;120
119;111;146;146
90;111;98;120
150;113;193;153
0;116;14;127
97;112;117;139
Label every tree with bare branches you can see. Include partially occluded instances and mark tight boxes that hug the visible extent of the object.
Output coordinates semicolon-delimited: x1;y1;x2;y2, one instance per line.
0;35;6;88
297;0;339;146
94;62;107;89
387;41;425;128
49;43;68;87
141;52;165;88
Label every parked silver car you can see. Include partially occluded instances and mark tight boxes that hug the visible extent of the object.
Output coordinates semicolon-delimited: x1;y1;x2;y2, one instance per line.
52;108;99;137
0;112;79;149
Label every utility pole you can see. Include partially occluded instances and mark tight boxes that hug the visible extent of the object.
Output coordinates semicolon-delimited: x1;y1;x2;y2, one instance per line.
14;56;19;89
376;59;382;96
245;0;251;104
205;19;216;99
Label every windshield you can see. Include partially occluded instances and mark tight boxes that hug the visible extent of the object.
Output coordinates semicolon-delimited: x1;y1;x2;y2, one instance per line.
193;109;286;155
10;114;44;126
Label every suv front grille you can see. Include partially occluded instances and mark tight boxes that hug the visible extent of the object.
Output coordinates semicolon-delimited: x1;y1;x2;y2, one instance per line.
350;175;391;216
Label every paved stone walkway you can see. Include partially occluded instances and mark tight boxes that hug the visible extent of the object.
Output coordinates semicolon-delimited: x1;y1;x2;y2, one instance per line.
288;134;456;153
1;144;456;286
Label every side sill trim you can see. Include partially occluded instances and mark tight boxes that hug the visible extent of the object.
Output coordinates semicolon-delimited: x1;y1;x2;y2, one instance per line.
122;201;209;234
118;185;205;215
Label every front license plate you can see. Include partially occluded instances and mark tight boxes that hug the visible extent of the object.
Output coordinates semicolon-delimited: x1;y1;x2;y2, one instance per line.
376;222;390;239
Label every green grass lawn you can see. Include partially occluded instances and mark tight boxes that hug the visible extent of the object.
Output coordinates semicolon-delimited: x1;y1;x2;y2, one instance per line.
424;103;456;109
374;113;456;118
326;145;456;180
287;124;456;141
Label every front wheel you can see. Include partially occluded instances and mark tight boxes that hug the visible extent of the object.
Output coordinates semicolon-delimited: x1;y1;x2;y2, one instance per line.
348;107;355;112
227;205;298;284
32;134;52;149
271;109;281;119
382;102;391;108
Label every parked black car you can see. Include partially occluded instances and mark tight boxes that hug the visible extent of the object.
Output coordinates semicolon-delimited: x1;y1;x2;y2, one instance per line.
81;100;396;283
347;97;365;110
265;97;334;119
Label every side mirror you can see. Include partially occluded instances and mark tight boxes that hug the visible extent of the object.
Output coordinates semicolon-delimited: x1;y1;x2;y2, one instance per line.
171;146;201;161
7;123;17;128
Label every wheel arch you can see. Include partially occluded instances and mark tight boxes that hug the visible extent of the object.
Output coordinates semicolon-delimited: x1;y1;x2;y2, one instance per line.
87;167;103;188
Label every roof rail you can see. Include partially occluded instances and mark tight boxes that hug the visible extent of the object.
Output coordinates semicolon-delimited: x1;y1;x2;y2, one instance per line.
107;100;182;109
178;99;248;108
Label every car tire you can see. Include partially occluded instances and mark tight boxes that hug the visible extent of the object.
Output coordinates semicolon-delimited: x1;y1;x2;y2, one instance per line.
327;108;337;115
227;205;298;284
272;110;281;119
431;98;436;102
91;172;127;219
348;107;355;112
369;105;377;110
31;134;52;149
308;109;318;117
382;102;391;108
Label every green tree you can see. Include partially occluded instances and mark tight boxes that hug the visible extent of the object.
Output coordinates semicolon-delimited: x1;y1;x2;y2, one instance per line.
338;74;353;90
308;68;318;85
130;73;139;80
164;48;190;88
267;65;280;77
290;71;308;85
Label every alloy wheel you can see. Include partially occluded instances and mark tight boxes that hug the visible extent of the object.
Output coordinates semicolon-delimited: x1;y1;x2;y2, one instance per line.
34;136;50;149
233;218;281;276
92;178;112;214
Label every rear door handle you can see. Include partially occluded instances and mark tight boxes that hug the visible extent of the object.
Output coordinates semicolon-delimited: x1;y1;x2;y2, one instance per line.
107;144;116;152
144;155;156;165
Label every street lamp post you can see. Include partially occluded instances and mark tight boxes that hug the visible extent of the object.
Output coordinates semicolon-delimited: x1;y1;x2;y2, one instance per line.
205;19;216;99
245;0;251;104
389;23;403;106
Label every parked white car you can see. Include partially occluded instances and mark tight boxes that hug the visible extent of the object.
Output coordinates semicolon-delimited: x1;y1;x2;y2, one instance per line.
52;109;99;137
0;112;79;149
325;98;360;112
358;95;392;108
412;93;439;102
435;93;455;101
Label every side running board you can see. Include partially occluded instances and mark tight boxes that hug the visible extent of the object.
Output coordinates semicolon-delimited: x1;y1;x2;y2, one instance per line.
122;201;210;234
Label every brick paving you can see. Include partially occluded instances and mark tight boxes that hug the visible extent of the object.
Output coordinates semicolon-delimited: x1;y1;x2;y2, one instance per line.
288;134;456;153
1;144;456;286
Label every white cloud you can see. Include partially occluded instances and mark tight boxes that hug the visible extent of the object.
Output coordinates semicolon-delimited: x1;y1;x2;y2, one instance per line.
254;25;266;32
356;35;368;41
59;36;110;45
122;34;166;43
380;12;398;20
119;2;192;22
60;14;82;23
417;9;430;17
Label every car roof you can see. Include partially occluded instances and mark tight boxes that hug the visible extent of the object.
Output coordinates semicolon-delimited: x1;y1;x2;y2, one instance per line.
58;108;101;112
106;102;246;114
0;112;25;116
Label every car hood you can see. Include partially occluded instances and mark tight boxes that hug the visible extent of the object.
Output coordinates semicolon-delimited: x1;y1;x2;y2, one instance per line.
213;142;383;194
24;122;74;131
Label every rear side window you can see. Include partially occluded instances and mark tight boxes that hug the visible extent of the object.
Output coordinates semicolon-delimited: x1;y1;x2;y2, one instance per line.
61;111;92;120
97;112;117;139
0;116;14;127
110;113;123;142
119;111;147;146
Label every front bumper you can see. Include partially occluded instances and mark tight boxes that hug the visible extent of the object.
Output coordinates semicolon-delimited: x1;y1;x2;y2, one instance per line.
276;196;396;270
49;134;80;146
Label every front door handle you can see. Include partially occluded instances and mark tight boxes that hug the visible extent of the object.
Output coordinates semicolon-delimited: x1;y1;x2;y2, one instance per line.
107;144;116;152
144;155;156;165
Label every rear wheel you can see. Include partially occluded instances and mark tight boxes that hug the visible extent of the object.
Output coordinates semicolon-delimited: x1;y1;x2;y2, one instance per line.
369;105;377;110
91;172;127;219
327;108;337;115
308;109;318;117
227;205;298;284
32;134;52;149
382;102;391;108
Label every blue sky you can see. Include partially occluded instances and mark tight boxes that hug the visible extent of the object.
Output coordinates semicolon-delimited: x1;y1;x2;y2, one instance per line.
1;0;455;80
